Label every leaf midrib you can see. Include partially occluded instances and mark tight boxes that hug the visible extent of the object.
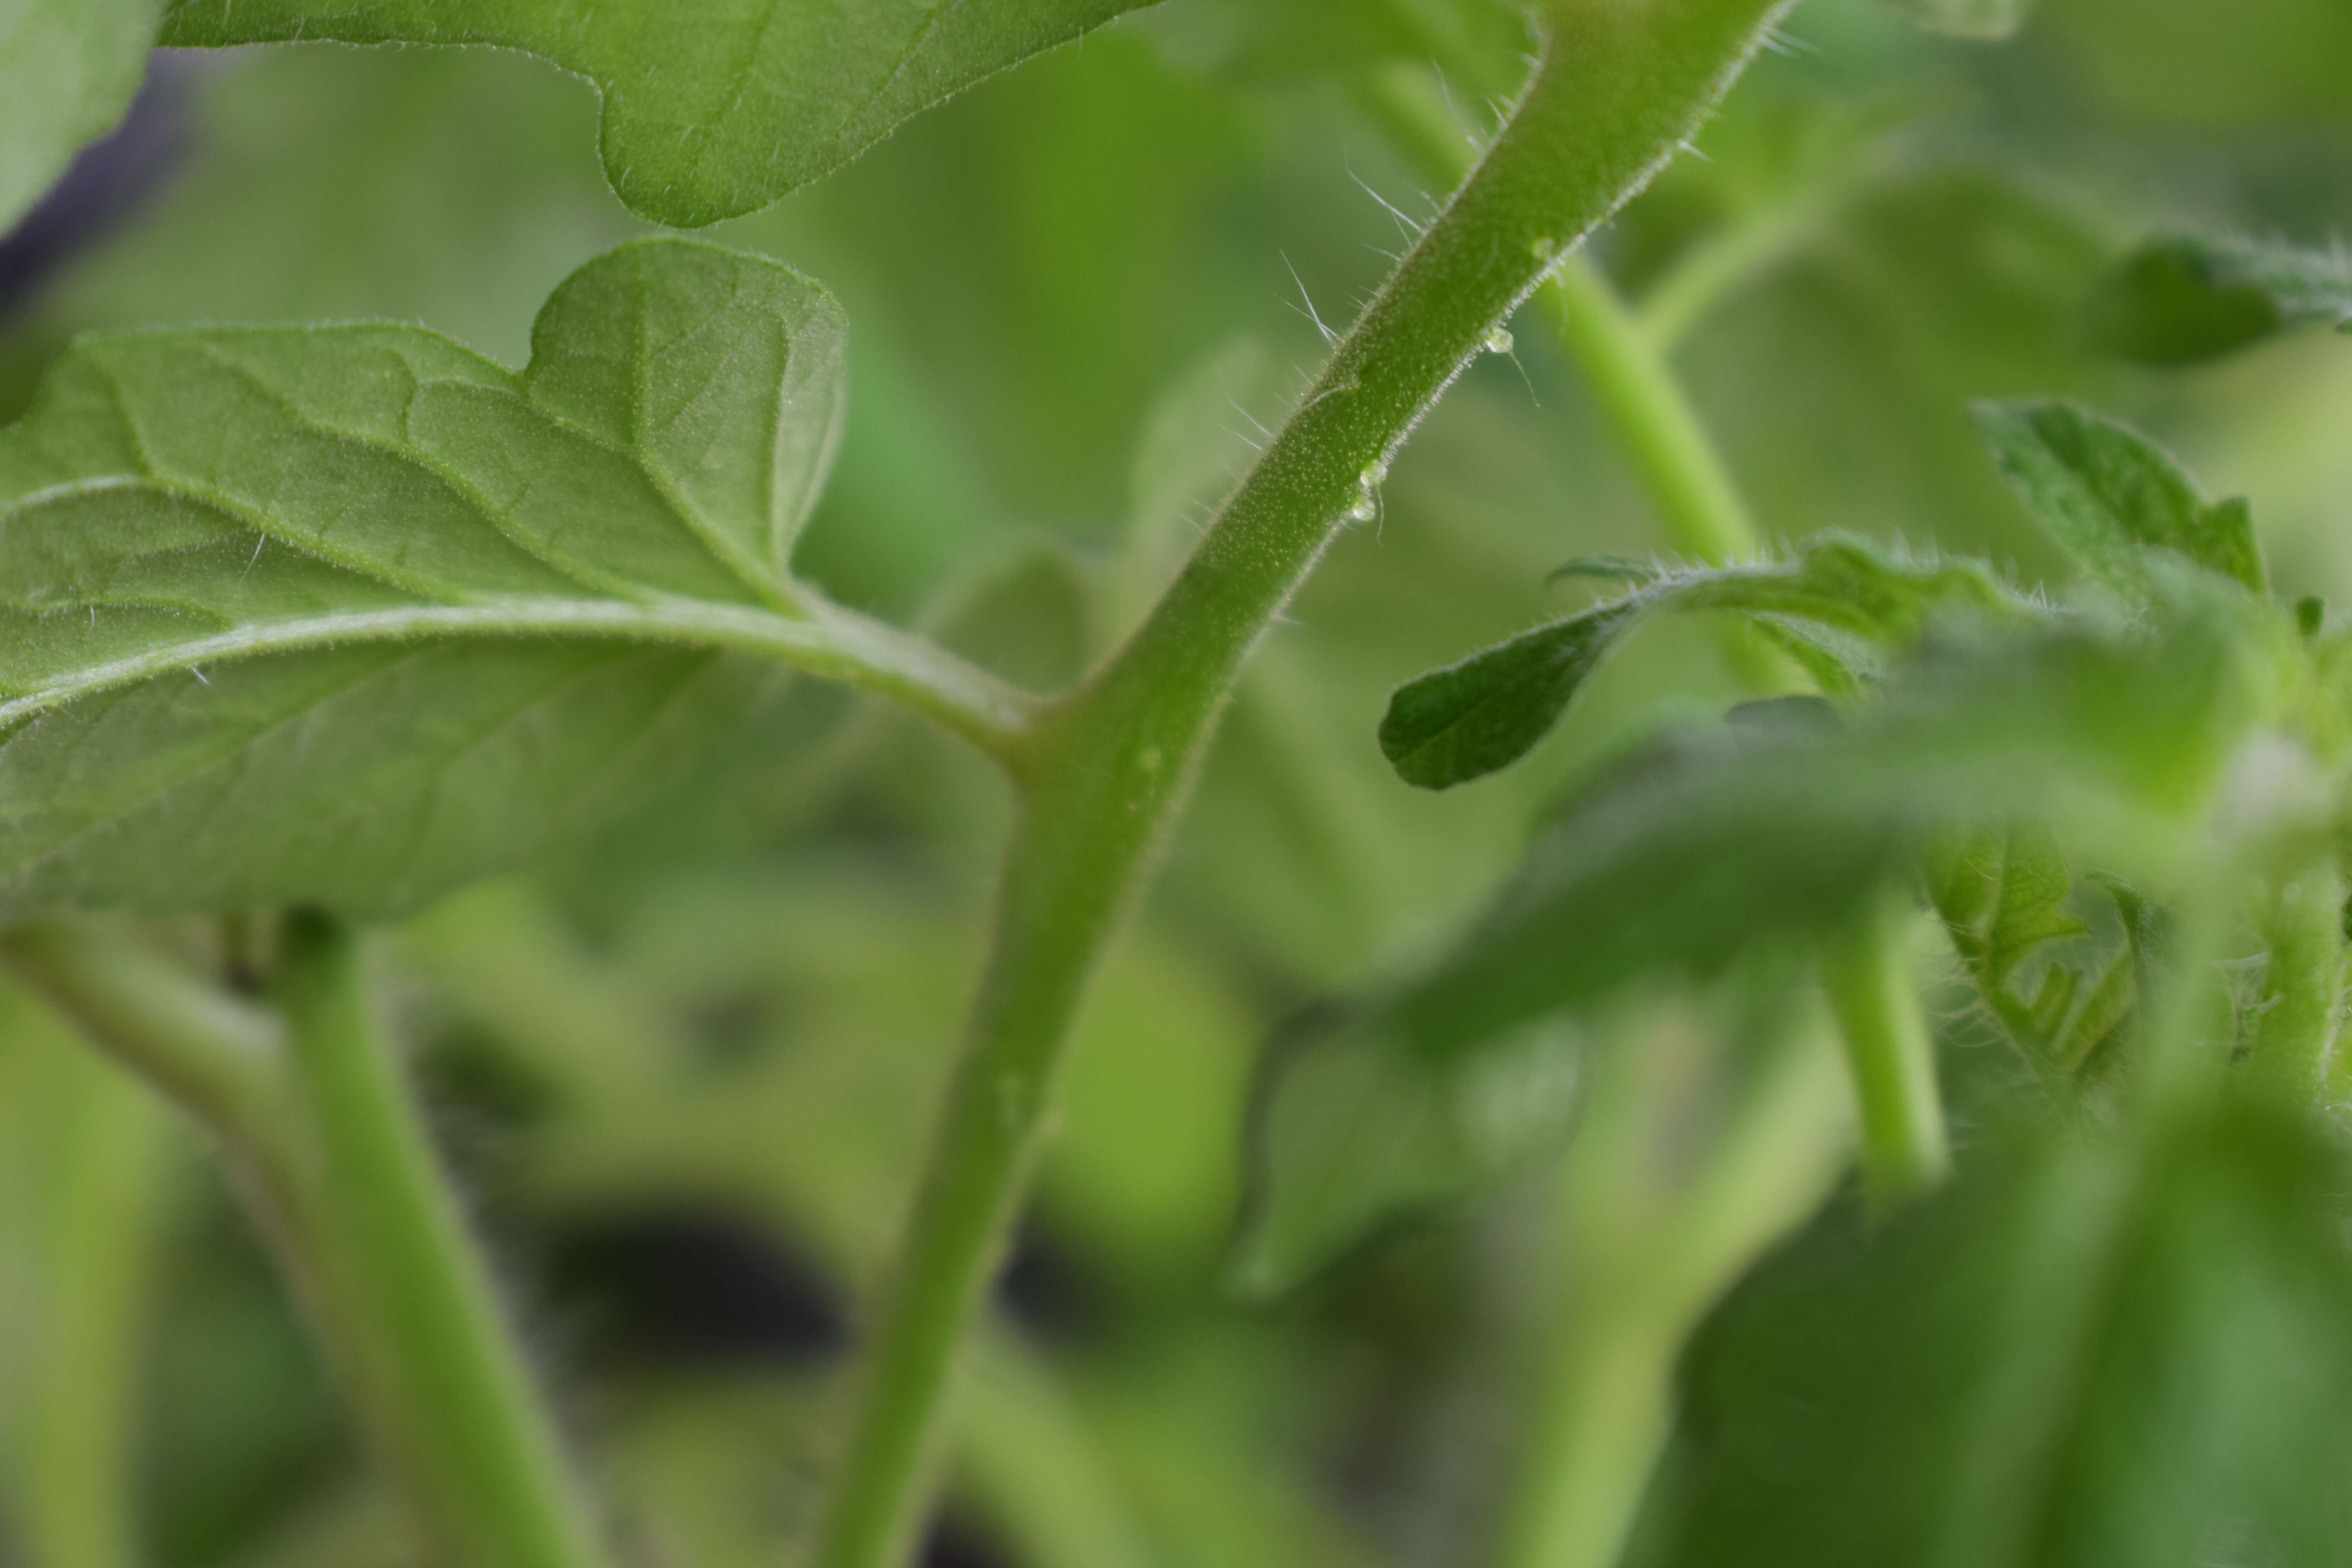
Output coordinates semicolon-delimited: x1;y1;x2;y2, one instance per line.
0;597;835;728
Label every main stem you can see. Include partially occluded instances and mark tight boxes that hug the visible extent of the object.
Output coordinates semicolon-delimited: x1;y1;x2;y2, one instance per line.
813;5;1798;1565
275;910;612;1568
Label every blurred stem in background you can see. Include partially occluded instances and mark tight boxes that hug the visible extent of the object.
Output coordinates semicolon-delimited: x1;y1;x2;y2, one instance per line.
1497;1007;1851;1568
1358;58;1945;1568
274;910;612;1568
0;991;174;1568
6;917;612;1568
1822;891;1952;1209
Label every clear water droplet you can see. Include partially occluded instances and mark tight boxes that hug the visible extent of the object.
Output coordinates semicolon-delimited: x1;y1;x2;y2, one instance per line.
1344;490;1377;524
1483;326;1515;355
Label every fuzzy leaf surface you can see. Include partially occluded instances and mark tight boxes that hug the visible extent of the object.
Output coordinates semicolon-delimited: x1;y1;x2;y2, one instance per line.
0;0;163;232
1644;1100;2352;1568
1388;612;2255;1062
2086;234;2352;367
0;237;851;918
1976;399;2266;596
1380;536;2018;790
158;0;1160;227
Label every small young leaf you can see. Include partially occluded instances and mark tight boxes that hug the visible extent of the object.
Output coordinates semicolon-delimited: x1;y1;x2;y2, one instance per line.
0;0;163;232
1646;1099;2352;1568
1875;0;2037;40
1381;536;2019;790
0;237;853;918
1924;823;2143;1076
1974;399;2267;596
158;0;1161;227
2085;234;2352;367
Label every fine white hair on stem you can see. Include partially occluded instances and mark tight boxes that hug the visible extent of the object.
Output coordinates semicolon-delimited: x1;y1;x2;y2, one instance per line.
1279;252;1339;346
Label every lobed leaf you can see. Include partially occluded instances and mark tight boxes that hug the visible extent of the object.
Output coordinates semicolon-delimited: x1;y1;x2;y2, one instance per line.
2085;233;2352;367
1380;536;2020;791
0;0;163;233
0;237;855;919
158;0;1162;227
1643;1099;2352;1568
1975;399;2267;597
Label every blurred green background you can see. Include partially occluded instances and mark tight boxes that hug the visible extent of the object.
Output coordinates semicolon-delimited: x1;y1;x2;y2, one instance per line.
4;0;2352;1564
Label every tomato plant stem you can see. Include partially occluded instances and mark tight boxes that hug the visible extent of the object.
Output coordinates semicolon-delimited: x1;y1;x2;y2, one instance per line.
275;910;611;1568
1537;233;1949;1211
1498;1012;1850;1568
11;1025;169;1568
812;6;1798;1564
1822;891;1951;1208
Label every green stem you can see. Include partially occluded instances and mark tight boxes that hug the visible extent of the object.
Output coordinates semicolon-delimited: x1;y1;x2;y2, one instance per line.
9;1007;172;1568
1498;1009;1851;1568
2246;855;2346;1105
2;919;291;1169
955;1328;1158;1568
274;910;611;1568
1529;185;1949;1211
813;7;1798;1566
1820;891;1950;1209
1540;255;1759;566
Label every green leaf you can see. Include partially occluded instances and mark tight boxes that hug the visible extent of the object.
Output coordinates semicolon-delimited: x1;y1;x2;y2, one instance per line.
0;237;853;919
0;0;163;232
1386;610;2257;1061
1875;0;2037;39
1974;399;2267;597
157;0;1161;227
2085;234;2352;367
1926;824;2140;1076
1227;1009;1583;1298
1380;535;2019;790
1642;1098;2352;1568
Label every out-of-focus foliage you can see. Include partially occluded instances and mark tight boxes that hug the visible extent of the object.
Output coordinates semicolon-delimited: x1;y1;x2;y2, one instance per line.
9;0;2352;1564
158;0;1163;227
0;0;161;232
1639;1096;2352;1568
2087;234;2352;367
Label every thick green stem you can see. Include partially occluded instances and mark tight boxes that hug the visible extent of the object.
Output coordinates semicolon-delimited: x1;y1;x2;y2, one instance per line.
812;7;1797;1566
2246;856;2346;1104
1820;891;1951;1209
274;910;611;1568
